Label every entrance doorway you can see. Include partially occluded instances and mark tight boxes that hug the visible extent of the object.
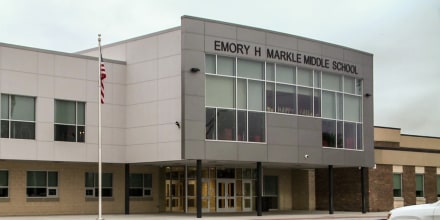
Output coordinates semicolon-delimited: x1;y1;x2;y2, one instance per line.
202;179;210;212
165;180;184;212
216;179;236;212
242;179;252;211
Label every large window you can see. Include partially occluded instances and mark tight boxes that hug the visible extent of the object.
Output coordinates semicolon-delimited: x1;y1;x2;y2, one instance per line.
26;171;58;197
205;54;364;148
85;172;113;197
205;55;266;143
321;73;363;150
416;174;424;197
393;173;402;197
129;173;152;197
55;100;85;142
0;170;8;197
1;94;35;139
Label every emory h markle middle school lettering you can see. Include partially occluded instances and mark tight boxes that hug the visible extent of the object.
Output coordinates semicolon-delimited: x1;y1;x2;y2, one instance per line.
213;40;358;74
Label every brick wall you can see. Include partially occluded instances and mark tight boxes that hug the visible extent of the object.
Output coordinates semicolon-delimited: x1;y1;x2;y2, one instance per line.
403;166;415;205
0;160;162;216
315;168;328;210
367;164;393;211
424;167;437;203
315;167;366;211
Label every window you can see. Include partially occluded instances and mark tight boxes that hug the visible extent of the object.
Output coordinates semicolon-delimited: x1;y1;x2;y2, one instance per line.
237;111;247;141
1;94;35;139
298;87;313;116
217;56;235;76
344;94;362;122
344;76;356;94
266;63;275;81
266;83;275;112
55;100;85;142
276;65;295;84
393;173;402;197
238;59;264;80
314;89;321;117
322;72;342;91
0;170;8;197
27;171;58;197
344;122;356;149
206;108;216;140
297;68;313;86
85;172;113;197
248;80;264;111
205;54;216;74
322;91;336;118
217;109;235;141
322;120;336;147
237;79;247;109
416;174;424;197
263;176;278;209
205;55;266;143
129;173;153;197
206;75;235;108
276;84;296;114
248;112;265;142
437;175;440;197
205;54;363;148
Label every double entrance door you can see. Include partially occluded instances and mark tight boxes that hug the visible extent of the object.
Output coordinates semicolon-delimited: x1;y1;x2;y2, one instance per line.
216;179;253;212
216;179;236;212
216;179;235;212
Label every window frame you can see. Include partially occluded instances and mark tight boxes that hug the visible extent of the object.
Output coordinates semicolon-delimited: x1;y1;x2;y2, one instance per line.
85;172;113;198
26;171;58;198
204;54;364;149
393;173;403;198
129;173;153;197
437;175;440;198
54;100;85;142
0;170;8;198
1;94;36;140
415;174;424;198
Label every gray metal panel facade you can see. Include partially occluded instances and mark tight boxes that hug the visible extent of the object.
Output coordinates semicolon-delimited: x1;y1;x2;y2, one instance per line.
181;16;374;167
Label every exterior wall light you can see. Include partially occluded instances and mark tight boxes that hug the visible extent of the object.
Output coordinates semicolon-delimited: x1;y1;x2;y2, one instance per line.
190;67;200;73
365;93;371;98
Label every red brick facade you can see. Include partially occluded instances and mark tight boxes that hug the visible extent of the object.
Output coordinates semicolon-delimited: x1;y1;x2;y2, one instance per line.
315;167;365;211
403;166;416;205
425;167;438;203
367;164;393;211
315;164;439;212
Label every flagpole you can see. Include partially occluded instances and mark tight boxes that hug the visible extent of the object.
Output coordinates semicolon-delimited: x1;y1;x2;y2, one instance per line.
97;34;103;220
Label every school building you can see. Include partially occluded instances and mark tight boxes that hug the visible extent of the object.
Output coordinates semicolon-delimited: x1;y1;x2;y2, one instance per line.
0;16;436;217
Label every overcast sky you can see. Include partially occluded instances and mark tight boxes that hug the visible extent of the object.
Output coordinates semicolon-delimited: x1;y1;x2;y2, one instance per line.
1;0;439;137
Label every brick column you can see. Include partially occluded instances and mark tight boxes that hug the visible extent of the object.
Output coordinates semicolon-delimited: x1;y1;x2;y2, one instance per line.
424;167;437;203
403;166;415;205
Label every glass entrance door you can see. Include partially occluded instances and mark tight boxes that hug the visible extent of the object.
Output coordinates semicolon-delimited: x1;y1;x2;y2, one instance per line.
242;180;252;211
217;179;235;212
202;179;210;212
165;180;184;212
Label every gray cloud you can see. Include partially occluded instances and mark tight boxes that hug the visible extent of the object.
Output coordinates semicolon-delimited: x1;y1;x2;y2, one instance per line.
0;0;439;136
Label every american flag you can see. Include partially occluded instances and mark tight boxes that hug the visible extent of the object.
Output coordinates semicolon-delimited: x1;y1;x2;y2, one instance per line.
100;55;106;104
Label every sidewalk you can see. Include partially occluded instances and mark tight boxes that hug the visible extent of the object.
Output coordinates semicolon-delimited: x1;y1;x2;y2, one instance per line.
0;211;389;220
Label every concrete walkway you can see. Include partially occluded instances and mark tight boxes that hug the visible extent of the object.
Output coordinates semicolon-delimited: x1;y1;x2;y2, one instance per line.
0;211;389;220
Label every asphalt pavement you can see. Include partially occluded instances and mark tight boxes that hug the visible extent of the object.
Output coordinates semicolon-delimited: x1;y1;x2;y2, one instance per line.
0;211;389;220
